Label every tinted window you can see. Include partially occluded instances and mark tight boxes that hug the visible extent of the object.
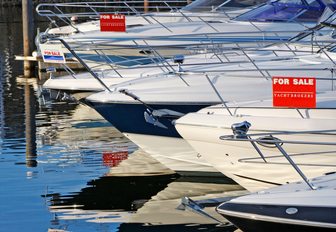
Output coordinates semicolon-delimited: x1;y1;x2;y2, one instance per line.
235;0;325;22
182;0;264;12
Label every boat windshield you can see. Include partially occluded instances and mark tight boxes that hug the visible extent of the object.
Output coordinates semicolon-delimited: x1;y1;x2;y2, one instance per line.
234;0;325;22
182;0;263;12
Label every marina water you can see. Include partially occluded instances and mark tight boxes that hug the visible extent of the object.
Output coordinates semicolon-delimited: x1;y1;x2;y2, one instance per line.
0;7;241;232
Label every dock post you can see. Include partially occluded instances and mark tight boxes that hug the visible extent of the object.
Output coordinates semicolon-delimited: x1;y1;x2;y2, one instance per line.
144;0;148;13
22;0;34;77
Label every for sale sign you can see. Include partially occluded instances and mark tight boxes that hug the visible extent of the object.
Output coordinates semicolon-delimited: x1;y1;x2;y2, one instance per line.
100;14;126;32
40;44;65;64
272;76;316;108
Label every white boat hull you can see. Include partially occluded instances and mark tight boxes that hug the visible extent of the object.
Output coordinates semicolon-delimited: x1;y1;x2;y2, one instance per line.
175;107;336;191
124;133;226;177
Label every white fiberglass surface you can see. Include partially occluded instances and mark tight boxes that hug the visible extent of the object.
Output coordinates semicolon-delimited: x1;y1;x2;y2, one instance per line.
74;22;304;41
174;100;336;191
230;174;336;207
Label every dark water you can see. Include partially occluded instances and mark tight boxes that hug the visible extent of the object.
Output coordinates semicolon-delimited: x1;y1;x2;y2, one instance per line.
0;7;242;232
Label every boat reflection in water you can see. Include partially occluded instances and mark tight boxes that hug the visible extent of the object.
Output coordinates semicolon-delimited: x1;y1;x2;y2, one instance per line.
47;150;245;232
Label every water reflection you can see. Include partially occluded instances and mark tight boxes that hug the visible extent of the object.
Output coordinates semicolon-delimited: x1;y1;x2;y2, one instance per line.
0;49;4;149
46;149;244;232
47;174;179;211
24;79;37;167
48;171;244;232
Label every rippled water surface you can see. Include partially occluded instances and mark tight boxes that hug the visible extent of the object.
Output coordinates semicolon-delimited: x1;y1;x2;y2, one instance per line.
0;8;243;232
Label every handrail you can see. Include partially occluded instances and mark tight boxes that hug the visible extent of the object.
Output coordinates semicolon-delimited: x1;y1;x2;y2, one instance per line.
35;1;248;35
58;38;112;92
45;32;336;84
36;1;189;18
220;124;336;190
220;131;336;146
36;1;192;33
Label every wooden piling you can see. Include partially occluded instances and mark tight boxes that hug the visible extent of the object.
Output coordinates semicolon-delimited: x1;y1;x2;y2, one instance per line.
22;0;34;77
144;0;148;13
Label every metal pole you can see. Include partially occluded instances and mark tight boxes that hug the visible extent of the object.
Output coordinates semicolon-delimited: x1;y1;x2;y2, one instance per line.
205;74;232;116
274;141;316;190
58;39;112;92
22;0;34;77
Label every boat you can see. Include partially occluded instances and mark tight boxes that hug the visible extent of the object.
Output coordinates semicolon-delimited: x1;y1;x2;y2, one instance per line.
36;0;253;37
175;91;336;191
35;0;253;68
42;43;319;99
209;110;336;230
217;171;336;231
38;0;328;66
83;46;336;178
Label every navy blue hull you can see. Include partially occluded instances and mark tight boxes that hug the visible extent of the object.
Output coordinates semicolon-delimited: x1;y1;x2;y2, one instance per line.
85;101;210;137
222;215;336;232
217;203;336;232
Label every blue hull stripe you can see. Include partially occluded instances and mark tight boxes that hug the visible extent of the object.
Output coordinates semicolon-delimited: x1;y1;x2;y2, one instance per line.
85;102;210;137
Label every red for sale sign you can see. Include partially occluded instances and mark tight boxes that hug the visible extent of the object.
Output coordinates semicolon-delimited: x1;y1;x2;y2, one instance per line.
100;14;126;32
272;76;316;108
